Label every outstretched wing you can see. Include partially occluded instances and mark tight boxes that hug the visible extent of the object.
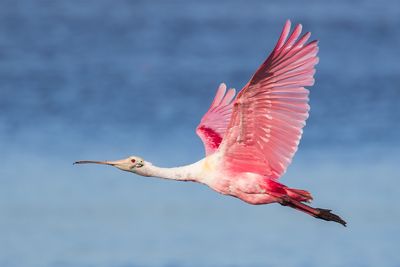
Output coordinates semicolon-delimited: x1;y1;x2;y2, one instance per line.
219;20;319;179
196;83;236;155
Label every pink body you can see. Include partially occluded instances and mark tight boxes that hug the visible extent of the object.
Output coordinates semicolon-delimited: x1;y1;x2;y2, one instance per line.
136;151;311;206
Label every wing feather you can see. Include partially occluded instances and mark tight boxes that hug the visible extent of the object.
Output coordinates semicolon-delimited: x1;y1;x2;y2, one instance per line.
196;83;236;155
219;20;318;179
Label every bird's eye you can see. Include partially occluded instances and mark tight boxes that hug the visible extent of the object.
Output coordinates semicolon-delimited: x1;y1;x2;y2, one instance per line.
131;159;136;163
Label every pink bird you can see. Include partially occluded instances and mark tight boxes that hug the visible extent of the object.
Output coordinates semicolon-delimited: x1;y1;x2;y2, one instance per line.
75;20;346;226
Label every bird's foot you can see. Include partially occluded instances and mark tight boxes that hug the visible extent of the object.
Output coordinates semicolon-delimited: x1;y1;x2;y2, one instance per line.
315;208;347;227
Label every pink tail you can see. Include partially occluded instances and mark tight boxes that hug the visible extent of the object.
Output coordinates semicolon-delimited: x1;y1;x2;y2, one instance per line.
265;180;313;203
285;188;313;202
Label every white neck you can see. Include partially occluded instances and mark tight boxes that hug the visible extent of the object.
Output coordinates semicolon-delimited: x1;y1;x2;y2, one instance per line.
135;160;204;182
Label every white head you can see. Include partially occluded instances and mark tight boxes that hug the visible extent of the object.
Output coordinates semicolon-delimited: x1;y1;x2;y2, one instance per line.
74;155;151;176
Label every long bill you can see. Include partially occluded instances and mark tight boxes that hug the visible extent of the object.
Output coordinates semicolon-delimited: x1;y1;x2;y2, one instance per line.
73;160;116;165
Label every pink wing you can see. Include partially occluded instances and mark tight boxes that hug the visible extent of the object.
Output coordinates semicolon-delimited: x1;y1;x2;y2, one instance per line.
196;83;236;155
219;20;319;179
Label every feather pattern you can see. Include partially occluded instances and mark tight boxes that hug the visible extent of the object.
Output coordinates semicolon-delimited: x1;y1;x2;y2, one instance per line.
219;20;319;179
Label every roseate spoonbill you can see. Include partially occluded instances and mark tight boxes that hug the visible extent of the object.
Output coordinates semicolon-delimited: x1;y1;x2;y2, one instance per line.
75;20;346;226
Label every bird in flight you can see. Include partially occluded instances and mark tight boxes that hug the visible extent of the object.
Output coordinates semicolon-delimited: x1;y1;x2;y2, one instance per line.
75;20;346;226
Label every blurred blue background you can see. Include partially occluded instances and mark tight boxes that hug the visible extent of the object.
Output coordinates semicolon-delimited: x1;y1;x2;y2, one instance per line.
1;0;399;267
